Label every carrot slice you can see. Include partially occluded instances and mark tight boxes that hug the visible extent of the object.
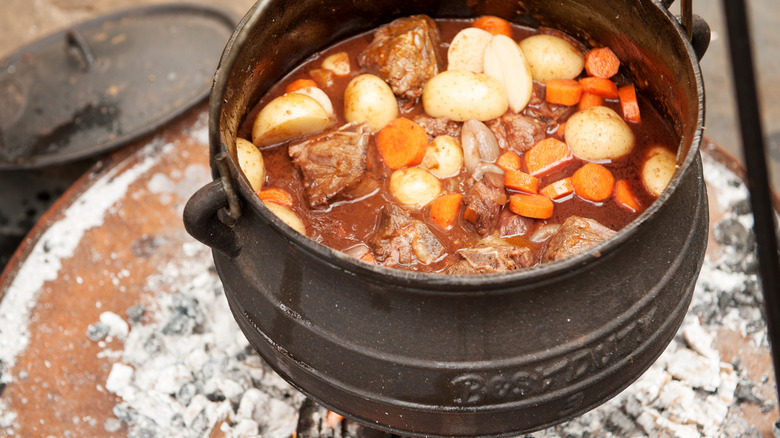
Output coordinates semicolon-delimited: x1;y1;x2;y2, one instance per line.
496;150;522;172
509;193;554;219
257;188;294;207
360;252;375;264
504;169;540;194
579;77;618;99
472;16;513;37
430;193;463;228
540;177;574;200
614;179;641;212
554;122;566;139
285;78;319;94
376;117;429;169
545;79;583;106
578;92;603;111
571;162;615;202
584;47;620;79
524;138;572;177
618;84;641;123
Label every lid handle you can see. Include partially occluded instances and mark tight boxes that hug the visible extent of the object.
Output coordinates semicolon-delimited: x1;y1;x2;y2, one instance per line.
65;29;95;70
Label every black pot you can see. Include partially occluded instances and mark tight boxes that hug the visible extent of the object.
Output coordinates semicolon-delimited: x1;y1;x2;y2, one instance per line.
184;1;710;436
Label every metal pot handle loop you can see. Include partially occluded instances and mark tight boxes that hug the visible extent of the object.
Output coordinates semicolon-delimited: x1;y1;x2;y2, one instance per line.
690;14;711;61
662;0;710;60
183;159;242;258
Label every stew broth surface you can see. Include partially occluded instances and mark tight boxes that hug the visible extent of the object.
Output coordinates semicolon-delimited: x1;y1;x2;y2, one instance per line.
238;18;678;273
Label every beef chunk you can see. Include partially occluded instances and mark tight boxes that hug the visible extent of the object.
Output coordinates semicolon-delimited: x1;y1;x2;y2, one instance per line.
368;204;445;265
446;238;533;275
412;114;461;139
463;172;507;235
499;208;533;238
487;113;547;153
526;82;577;122
357;15;442;108
289;123;370;208
542;216;616;262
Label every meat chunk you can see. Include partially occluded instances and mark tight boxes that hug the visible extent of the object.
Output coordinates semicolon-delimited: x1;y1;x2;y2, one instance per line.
412;114;461;139
446;238;533;275
498;208;533;238
463;172;507;235
487;113;548;153
368;204;445;265
289;123;370;208
542;216;616;262
526;82;576;122
357;15;442;108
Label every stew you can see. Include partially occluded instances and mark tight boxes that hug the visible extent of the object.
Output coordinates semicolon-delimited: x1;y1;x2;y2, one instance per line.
235;15;679;274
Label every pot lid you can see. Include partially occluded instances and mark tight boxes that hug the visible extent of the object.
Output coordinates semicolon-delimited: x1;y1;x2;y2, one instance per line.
0;3;238;170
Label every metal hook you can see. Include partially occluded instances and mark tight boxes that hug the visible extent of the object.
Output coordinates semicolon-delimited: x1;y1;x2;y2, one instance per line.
681;0;693;39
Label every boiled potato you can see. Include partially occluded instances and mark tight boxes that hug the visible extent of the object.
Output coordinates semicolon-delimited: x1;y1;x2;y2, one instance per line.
422;70;508;122
344;74;399;131
389;168;442;207
252;93;333;147
322;51;351;76
291;87;335;116
565;106;635;161
483;34;533;112
447;27;493;73
420;135;464;178
235;138;264;192
263;201;306;235
519;34;584;83
642;146;677;197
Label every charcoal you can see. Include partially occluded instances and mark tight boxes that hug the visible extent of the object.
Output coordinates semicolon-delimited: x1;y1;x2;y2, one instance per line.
162;294;203;336
713;217;755;252
127;304;145;324
113;403;137;425
176;382;198;406
86;322;110;341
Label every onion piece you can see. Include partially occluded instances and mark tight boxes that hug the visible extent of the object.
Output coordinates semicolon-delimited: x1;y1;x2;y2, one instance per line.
472;163;505;182
461;119;500;171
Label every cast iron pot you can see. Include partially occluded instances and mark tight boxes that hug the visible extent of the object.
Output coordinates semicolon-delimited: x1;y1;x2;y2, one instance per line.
184;1;710;436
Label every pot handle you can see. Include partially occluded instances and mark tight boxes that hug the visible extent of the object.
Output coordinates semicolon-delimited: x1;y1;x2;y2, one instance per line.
689;15;711;61
661;0;711;60
183;155;242;258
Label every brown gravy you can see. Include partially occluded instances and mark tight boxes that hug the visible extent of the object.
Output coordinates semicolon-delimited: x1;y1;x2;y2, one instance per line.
238;18;678;273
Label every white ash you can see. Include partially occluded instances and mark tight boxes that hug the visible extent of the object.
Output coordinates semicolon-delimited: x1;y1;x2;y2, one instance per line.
0;138;161;375
0;119;198;433
521;152;774;438
95;241;302;438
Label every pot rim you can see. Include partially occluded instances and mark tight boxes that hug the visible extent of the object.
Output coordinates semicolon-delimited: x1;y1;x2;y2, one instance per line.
208;0;706;291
